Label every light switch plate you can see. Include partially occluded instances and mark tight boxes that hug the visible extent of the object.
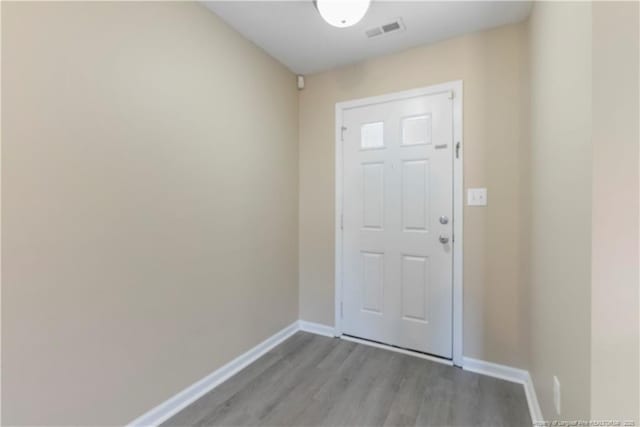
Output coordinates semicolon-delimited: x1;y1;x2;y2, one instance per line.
467;188;487;206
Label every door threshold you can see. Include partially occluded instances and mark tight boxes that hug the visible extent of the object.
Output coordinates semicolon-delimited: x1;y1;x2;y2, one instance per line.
340;334;454;367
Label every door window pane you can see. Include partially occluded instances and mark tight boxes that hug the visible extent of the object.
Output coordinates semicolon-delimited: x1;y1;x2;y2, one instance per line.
361;122;384;149
402;115;431;145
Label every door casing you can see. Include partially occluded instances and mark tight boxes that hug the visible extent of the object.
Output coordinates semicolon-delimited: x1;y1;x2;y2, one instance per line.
334;80;464;367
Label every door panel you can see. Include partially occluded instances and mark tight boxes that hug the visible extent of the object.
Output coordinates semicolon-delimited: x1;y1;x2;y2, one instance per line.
401;254;429;322
402;159;429;231
362;163;385;229
341;91;453;358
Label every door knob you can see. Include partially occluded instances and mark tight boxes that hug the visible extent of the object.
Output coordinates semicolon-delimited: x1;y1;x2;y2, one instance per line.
439;234;449;244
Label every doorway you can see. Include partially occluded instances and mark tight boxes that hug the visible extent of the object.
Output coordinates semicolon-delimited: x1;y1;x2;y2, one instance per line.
334;81;463;365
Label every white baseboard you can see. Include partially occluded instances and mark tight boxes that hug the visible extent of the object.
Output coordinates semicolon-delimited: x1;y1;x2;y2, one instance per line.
463;357;529;383
463;357;543;425
127;321;299;427
298;320;336;337
522;371;543;424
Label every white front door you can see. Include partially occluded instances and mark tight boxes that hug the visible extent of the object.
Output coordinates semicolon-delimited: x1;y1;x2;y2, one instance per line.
341;91;454;358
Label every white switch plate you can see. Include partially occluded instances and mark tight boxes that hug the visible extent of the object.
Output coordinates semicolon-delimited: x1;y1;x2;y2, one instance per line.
467;188;487;206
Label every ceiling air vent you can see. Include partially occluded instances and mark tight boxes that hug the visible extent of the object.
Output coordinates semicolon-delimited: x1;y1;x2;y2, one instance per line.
365;18;405;39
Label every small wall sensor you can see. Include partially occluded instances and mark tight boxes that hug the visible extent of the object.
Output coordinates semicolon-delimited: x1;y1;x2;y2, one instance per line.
297;75;305;90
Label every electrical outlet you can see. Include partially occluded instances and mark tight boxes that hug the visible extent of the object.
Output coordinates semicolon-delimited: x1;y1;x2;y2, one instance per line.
553;376;561;415
467;188;487;206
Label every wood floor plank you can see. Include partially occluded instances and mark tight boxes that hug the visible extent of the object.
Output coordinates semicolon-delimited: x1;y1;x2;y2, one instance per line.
286;343;371;427
165;333;316;427
194;335;336;426
162;332;532;427
164;334;312;426
258;339;358;427
382;355;434;426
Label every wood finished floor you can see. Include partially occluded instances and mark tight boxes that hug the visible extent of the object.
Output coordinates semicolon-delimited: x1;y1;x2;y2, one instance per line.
163;332;531;427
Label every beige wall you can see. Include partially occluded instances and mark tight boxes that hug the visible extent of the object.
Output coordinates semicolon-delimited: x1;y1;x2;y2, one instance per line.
591;2;639;423
1;2;298;425
527;1;593;420
299;23;530;368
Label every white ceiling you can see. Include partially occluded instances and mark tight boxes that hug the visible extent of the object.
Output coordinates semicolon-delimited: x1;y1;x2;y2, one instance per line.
204;1;532;75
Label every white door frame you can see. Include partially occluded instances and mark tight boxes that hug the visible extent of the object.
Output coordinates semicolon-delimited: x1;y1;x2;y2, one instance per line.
334;80;464;367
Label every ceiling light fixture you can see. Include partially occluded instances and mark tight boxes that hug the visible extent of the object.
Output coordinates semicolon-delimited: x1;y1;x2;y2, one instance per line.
315;0;371;28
